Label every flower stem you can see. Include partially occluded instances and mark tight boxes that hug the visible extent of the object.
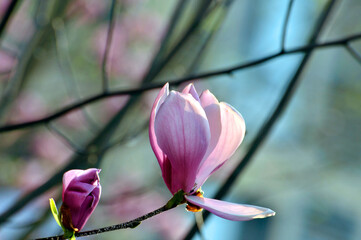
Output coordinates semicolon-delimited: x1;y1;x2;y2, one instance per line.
195;212;205;240
34;194;184;240
75;205;167;237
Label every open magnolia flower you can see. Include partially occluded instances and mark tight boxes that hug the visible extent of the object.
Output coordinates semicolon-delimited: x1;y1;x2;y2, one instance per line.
150;83;275;221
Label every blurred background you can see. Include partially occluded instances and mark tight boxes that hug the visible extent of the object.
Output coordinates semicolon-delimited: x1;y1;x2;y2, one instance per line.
0;0;360;239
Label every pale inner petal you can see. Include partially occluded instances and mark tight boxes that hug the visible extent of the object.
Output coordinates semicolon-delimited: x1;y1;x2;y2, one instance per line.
196;102;246;187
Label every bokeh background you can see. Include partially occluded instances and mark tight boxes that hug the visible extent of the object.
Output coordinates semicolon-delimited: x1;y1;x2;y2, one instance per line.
0;0;360;239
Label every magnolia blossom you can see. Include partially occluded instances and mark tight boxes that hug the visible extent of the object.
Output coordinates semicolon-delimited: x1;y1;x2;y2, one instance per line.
150;83;275;221
61;169;101;231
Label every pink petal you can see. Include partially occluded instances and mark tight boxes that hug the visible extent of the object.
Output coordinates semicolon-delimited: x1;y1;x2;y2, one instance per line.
73;188;101;230
149;83;169;168
155;91;210;194
185;195;275;221
198;90;222;176
63;169;101;205
0;50;17;72
62;169;85;199
196;101;246;187
182;83;200;102
76;168;101;185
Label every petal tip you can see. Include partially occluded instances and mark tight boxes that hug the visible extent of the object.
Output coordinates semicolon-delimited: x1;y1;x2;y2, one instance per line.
182;83;200;102
221;102;246;135
254;208;276;219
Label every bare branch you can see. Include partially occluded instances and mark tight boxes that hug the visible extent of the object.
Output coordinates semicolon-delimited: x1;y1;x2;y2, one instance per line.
280;0;294;51
102;0;117;93
34;204;175;240
0;31;360;133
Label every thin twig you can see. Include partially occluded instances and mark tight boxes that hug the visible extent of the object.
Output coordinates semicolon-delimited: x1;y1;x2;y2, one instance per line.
102;0;117;93
194;212;205;240
52;18;100;131
345;43;361;64
281;0;294;51
184;0;338;239
0;31;360;133
34;204;172;240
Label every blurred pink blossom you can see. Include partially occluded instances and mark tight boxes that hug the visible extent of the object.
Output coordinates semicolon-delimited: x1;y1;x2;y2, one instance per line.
0;0;10;17
67;0;108;24
8;92;47;123
0;49;16;75
16;161;64;211
92;12;164;81
58;109;86;129
31;131;72;164
92;24;128;76
121;0;147;7
17;159;47;190
16;160;62;204
122;13;164;43
100;95;129;121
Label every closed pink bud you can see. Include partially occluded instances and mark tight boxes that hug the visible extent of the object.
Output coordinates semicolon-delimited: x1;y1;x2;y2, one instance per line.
61;168;101;231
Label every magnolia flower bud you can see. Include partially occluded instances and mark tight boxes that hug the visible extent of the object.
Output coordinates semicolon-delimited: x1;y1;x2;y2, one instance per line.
61;168;101;231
